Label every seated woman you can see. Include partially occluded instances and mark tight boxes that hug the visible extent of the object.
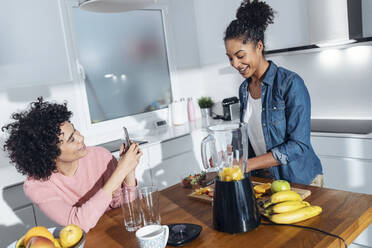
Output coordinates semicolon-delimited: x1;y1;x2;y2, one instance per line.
2;97;142;232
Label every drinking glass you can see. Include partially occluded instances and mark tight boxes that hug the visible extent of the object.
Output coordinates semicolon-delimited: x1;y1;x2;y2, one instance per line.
138;186;161;226
120;187;142;232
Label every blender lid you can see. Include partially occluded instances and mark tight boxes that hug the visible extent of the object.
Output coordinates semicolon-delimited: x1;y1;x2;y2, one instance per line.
167;223;202;246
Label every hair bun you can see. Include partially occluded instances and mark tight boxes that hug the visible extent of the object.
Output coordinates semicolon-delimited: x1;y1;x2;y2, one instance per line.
236;0;274;31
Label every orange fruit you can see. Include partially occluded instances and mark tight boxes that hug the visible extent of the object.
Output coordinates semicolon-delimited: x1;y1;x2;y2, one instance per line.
254;183;272;194
25;236;55;248
24;226;55;246
59;224;83;248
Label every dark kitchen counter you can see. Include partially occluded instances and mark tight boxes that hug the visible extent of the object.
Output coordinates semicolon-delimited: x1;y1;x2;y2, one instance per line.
311;119;372;135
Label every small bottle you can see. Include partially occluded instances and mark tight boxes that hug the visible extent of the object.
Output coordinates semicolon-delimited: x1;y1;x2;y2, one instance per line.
187;97;196;121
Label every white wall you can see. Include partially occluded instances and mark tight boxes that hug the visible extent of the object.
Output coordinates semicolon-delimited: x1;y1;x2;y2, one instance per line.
266;44;372;119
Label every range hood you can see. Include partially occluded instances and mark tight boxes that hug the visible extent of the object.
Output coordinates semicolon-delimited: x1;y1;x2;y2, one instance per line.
308;0;363;47
79;0;157;13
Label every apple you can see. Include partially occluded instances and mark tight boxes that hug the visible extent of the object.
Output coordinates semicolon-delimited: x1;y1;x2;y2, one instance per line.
271;180;291;193
25;236;55;248
59;224;83;248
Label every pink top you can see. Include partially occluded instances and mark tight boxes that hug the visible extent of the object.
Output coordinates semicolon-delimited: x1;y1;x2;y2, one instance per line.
24;146;136;232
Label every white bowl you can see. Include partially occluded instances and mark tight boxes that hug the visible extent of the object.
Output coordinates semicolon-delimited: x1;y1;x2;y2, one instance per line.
7;226;86;248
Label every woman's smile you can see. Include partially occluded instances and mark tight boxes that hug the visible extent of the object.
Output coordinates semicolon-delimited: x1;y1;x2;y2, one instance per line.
239;65;249;75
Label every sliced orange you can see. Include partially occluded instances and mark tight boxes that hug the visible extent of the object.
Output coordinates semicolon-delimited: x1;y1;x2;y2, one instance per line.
255;193;263;199
254;183;272;194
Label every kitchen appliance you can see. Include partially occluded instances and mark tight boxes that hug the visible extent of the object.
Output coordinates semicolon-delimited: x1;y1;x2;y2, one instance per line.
222;97;240;121
201;123;261;234
167;223;202;246
308;0;362;47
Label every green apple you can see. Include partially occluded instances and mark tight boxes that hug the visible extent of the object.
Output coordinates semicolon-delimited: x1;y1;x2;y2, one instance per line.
271;180;291;193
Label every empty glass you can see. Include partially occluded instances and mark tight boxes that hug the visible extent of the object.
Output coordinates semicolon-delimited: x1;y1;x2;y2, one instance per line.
121;187;142;232
138;186;161;226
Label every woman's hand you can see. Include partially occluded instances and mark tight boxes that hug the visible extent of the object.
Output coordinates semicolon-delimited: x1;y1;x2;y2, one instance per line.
118;142;142;173
103;142;142;196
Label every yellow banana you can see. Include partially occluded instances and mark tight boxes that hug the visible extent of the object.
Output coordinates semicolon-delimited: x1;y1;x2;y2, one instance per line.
269;205;322;224
264;190;302;208
268;201;310;214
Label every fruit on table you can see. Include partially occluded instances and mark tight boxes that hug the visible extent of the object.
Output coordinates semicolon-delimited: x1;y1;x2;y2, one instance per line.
254;183;272;194
271;180;291;193
264;190;302;208
219;166;243;182
25;236;56;248
267;205;322;224
255;193;263;199
59;224;83;248
24;226;55;247
194;186;214;197
267;200;310;214
181;171;207;188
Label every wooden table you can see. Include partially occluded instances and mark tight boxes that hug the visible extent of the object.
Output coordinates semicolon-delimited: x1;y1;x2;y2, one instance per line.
85;178;372;248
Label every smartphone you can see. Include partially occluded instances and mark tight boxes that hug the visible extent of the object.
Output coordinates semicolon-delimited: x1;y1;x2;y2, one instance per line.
122;126;131;153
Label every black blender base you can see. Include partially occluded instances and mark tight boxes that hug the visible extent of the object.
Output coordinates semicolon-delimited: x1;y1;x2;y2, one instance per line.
213;174;261;234
167;223;202;246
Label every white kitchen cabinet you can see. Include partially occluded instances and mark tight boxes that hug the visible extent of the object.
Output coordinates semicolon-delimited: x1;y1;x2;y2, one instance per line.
148;134;202;190
319;156;372;194
192;0;241;65
311;135;372;248
311;136;372;160
264;0;310;51
0;0;71;88
150;150;201;190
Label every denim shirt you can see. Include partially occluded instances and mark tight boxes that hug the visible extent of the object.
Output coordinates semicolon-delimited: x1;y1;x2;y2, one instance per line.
239;61;322;185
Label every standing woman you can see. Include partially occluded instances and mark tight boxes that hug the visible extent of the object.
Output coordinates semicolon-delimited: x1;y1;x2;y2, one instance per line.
224;0;323;185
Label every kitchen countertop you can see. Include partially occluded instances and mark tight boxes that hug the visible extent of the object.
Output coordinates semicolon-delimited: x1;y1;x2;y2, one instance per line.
100;117;230;153
311;119;372;138
85;177;372;248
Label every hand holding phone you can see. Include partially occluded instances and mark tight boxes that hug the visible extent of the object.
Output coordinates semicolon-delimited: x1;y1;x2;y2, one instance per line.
122;126;131;154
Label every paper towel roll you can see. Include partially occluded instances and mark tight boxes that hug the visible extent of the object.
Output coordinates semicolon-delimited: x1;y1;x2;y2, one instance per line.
170;101;186;125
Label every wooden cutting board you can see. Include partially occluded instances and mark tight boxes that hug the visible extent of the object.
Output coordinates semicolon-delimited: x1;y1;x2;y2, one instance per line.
187;181;311;204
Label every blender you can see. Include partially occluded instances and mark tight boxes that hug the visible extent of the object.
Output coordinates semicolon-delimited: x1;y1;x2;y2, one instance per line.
201;123;261;234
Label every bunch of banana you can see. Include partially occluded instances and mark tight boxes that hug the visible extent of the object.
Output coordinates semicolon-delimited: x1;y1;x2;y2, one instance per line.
263;190;322;224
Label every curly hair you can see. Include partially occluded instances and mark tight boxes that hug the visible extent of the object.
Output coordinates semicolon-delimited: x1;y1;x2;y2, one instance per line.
2;97;72;180
224;0;275;50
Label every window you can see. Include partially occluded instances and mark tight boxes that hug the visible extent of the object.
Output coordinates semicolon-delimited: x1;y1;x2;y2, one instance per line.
69;8;173;124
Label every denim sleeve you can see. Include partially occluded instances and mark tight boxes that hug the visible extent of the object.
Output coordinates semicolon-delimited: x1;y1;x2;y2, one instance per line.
271;74;311;164
271;146;287;165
